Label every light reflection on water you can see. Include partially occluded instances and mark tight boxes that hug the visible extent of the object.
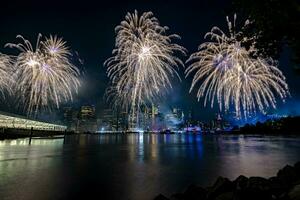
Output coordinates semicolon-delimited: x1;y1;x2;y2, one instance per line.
0;134;300;200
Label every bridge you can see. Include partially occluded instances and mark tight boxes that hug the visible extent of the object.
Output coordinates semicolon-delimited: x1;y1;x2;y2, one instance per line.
0;111;66;131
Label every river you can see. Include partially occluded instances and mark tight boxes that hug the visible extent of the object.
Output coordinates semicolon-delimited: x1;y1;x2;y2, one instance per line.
0;134;300;200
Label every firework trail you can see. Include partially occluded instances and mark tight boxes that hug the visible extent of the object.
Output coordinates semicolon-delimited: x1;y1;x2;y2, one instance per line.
105;10;186;126
0;53;14;96
6;34;80;115
186;14;289;118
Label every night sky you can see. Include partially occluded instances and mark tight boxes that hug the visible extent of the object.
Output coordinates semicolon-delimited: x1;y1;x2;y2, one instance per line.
0;0;300;122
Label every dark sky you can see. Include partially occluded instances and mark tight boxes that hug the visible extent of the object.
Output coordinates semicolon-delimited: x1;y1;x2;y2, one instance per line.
0;0;299;121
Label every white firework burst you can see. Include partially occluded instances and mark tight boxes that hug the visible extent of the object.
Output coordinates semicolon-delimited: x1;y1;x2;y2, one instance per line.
6;34;81;115
105;10;186;125
0;53;14;96
186;14;289;118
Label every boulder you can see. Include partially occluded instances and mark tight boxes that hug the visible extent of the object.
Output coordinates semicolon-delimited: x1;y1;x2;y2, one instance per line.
269;176;288;197
234;175;248;190
183;184;207;200
207;177;234;199
234;177;272;200
154;194;170;200
170;193;184;200
277;165;298;186
215;192;234;200
294;162;300;181
289;184;300;200
247;177;270;190
163;162;300;200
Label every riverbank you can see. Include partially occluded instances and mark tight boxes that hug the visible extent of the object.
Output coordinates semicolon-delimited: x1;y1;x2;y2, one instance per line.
154;162;300;200
2;130;300;141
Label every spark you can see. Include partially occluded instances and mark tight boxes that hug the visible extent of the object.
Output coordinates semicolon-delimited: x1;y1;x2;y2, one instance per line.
0;53;14;96
6;34;81;116
105;10;186;126
185;14;289;118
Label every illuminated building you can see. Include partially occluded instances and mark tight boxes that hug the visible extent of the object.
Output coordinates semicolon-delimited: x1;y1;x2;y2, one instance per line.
63;107;78;131
211;113;225;130
119;110;129;130
78;105;97;132
97;108;129;131
149;104;159;130
80;105;96;119
98;108;115;131
139;104;160;131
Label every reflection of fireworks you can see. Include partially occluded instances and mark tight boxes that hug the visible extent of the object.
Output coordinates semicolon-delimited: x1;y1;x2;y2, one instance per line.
0;53;14;96
105;10;185;124
186;15;289;118
6;34;80;115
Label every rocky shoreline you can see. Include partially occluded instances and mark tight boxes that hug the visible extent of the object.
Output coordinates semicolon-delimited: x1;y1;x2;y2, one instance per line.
154;162;300;200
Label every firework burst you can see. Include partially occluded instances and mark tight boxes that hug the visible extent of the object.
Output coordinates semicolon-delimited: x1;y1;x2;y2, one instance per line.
6;34;80;115
0;53;14;96
186;15;289;118
105;10;186;125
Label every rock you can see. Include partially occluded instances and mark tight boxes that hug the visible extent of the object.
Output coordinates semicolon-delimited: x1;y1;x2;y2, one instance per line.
269;176;288;197
234;177;272;200
232;175;249;200
295;162;300;170
163;162;300;200
294;162;300;181
248;177;270;190
274;193;291;200
277;165;298;186
289;184;300;200
183;184;207;200
170;193;184;200
234;175;248;190
154;194;170;200
215;192;234;200
207;177;234;199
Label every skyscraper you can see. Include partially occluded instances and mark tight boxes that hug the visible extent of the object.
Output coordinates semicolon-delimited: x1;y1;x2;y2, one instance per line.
78;105;97;132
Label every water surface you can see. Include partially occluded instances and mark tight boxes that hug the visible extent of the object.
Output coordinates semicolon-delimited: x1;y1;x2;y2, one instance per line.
0;134;300;200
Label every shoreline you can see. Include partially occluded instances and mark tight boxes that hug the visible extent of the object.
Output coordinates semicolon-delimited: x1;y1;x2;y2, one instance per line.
154;162;300;200
2;131;300;140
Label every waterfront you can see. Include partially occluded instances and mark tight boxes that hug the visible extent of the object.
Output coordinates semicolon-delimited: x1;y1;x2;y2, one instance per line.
0;134;300;200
